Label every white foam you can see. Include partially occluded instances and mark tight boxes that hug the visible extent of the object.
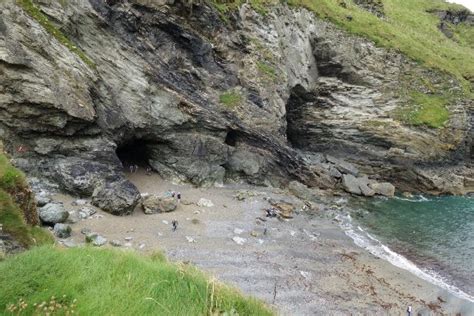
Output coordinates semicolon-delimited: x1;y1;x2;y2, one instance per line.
338;214;474;303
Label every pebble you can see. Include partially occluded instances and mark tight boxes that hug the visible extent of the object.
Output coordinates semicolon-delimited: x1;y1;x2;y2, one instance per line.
124;236;133;241
185;236;196;243
232;236;246;245
162;220;169;225
139;243;146;250
233;228;244;235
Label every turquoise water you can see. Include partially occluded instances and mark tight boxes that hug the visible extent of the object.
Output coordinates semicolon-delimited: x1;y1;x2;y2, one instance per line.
351;195;474;297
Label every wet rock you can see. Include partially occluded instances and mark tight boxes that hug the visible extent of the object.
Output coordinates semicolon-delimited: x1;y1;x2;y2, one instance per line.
197;198;214;207
92;179;141;215
142;195;178;214
53;223;72;238
85;232;107;247
39;203;69;225
342;174;363;195
369;182;395;197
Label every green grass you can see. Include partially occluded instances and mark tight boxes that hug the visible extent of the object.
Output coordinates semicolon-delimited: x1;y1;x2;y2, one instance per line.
16;0;95;68
0;246;273;315
257;61;278;81
0;152;52;249
394;91;450;128
219;90;242;107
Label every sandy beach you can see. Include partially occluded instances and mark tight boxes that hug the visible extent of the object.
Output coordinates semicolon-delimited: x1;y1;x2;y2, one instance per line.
52;170;474;315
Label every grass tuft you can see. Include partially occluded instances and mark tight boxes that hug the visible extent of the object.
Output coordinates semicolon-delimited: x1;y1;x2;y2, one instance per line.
394;91;450;128
257;61;278;81
219;90;242;107
17;0;95;68
0;246;273;315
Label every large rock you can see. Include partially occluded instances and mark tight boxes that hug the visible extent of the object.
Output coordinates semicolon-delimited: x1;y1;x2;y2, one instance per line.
39;203;69;225
53;223;72;238
342;175;375;197
288;181;321;202
369;182;395;197
142;195;178;214
91;179;141;215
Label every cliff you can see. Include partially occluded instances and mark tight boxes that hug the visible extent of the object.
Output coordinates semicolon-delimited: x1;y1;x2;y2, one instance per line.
0;0;472;214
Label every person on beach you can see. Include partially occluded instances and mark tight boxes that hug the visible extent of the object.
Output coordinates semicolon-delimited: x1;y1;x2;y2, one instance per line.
129;165;134;173
172;220;178;232
407;305;412;316
177;192;181;202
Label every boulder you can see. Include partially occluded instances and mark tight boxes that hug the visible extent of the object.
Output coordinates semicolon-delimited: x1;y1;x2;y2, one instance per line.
85;232;107;246
53;223;72;238
326;156;359;176
91;179;141;215
39;203;69;225
369;182;395;197
142;195;178;214
342;175;375;197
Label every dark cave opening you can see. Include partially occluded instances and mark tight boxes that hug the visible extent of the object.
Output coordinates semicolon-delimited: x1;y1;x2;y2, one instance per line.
116;139;151;168
225;130;238;147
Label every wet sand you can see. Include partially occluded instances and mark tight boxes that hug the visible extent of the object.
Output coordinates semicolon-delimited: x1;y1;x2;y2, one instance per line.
53;170;474;315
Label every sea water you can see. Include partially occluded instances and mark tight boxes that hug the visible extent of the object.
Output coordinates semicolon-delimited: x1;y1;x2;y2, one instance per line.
339;195;474;303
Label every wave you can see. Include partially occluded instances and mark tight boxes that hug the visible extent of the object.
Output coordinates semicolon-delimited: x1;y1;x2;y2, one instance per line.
393;195;433;202
336;213;474;303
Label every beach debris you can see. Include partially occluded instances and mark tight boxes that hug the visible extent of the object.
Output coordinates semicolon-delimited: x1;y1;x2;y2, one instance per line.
110;240;122;247
232;236;246;245
197;198;214;207
54;223;72;238
265;208;278;218
300;271;311;280
271;202;294;219
124;236;133;241
140;192;150;198
233;228;244;235
185;236;196;243
162;220;169;225
93;214;104;219
250;231;259;237
139;243;146;250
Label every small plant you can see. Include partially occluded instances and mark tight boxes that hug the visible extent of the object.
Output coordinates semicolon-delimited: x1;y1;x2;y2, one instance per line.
257;61;278;81
219;90;242;108
6;295;77;315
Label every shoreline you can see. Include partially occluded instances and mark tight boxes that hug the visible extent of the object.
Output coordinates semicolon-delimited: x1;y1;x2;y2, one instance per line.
51;171;474;315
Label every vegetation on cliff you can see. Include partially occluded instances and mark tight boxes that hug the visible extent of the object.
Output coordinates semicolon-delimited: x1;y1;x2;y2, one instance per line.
0;153;52;250
212;0;473;92
0;246;272;315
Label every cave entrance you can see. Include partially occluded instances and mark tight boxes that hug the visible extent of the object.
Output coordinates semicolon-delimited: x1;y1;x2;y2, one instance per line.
225;130;238;147
116;139;151;169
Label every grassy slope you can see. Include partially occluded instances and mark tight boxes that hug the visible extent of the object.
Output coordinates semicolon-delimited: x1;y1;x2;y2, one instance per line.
0;153;52;249
0;246;272;315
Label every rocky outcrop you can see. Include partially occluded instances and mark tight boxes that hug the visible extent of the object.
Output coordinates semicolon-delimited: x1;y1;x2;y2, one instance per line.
430;9;474;38
0;0;471;206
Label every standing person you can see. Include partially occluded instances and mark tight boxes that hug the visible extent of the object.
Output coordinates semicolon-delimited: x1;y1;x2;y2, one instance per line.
172;220;178;232
129;164;134;173
407;305;412;316
177;192;181;202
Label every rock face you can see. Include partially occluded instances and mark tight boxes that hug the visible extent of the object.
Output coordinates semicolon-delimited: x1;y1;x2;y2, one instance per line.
0;0;471;200
142;195;178;214
38;203;69;225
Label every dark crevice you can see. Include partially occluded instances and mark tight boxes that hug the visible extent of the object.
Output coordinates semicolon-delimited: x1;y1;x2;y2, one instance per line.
225;130;238;147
